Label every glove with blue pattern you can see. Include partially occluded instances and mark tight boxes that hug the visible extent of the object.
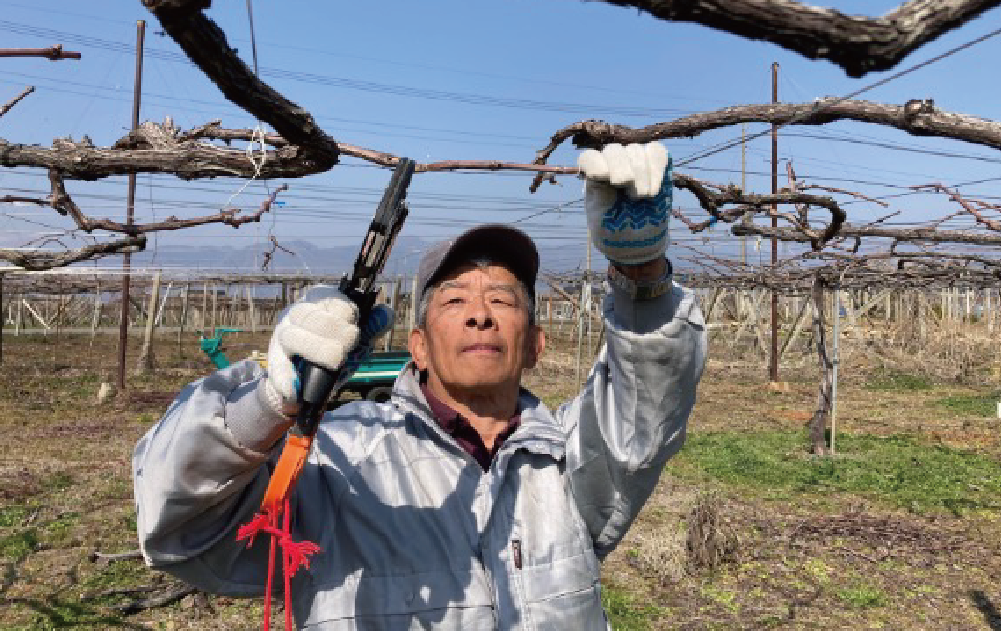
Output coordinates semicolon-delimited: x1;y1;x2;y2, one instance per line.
578;142;672;266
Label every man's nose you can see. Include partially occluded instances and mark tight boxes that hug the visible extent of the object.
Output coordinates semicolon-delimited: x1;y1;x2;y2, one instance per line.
464;296;494;330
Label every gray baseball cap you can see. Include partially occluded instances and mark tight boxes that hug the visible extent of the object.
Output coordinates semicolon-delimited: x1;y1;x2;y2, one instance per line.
416;224;539;304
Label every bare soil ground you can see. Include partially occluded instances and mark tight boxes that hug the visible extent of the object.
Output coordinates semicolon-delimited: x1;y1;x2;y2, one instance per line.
2;329;1000;629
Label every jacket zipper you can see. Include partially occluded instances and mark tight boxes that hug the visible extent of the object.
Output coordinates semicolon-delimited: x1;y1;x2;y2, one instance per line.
512;539;523;570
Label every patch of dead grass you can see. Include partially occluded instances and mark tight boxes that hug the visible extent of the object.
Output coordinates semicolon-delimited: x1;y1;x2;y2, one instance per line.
3;330;1001;629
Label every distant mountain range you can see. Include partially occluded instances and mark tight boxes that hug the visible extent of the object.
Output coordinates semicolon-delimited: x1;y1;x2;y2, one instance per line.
128;236;435;277
10;234;704;282
126;235;603;278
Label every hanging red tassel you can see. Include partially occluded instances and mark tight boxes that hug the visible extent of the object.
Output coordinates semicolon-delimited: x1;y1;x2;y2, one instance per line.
237;497;320;631
237;433;318;630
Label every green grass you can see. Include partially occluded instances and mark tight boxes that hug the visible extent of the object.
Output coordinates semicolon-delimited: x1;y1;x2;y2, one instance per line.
7;596;133;630
58;373;102;401
44;471;73;492
700;584;739;614
837;585;887;608
0;529;38;561
40;512;79;546
82;558;149;590
672;430;1001;515
602;582;664;630
935;393;999;417
0;504;31;528
865;371;932;392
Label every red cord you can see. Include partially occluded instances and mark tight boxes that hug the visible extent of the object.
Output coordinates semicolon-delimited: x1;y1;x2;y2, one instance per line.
237;499;320;630
265;518;275;631
283;500;294;630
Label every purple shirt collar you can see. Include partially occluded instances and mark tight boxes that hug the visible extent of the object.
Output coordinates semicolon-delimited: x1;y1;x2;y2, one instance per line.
419;381;521;471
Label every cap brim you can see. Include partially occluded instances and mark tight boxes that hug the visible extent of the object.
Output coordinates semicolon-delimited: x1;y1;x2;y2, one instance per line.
423;224;539;298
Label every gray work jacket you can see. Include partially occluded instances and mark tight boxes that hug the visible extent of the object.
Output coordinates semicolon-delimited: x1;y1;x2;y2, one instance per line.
133;282;707;629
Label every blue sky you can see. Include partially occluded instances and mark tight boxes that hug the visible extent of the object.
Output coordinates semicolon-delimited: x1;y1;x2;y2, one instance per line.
1;0;1000;273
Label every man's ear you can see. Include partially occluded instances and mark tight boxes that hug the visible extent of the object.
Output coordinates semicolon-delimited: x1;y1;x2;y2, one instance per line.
524;325;545;370
408;328;428;371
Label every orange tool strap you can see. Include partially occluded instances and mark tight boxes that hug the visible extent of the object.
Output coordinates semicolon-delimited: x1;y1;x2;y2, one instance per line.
237;432;321;631
261;432;313;512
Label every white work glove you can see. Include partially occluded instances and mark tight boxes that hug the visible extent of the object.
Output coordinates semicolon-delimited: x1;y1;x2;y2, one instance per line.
578;141;672;266
264;285;394;415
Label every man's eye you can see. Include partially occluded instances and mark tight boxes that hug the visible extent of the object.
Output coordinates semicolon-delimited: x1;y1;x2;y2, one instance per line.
445;297;464;305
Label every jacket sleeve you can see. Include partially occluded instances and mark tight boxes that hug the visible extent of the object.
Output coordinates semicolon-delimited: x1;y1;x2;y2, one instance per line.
132;360;296;595
556;280;707;559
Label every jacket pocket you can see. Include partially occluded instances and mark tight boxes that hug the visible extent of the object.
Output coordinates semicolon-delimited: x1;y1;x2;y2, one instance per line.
521;552;605;631
520;550;599;603
301;568;495;628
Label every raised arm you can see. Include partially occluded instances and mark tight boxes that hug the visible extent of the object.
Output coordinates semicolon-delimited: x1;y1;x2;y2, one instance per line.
558;273;706;557
557;142;707;557
133;359;291;594
133;286;382;593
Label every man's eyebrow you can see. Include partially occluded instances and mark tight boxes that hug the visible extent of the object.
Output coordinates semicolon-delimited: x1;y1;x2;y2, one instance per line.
486;283;519;295
438;280;469;291
437;281;519;296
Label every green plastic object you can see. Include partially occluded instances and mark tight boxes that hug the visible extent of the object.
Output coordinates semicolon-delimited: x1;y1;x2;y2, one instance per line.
199;328;244;370
198;332;410;402
348;351;411;386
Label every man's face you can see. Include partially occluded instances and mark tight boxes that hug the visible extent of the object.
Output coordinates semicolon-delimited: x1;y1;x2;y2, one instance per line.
409;263;544;398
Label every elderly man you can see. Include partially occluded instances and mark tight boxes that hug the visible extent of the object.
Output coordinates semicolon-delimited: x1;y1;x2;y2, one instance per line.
133;142;706;629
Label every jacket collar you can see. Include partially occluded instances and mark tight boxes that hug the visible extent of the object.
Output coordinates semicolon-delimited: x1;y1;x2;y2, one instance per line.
392;362;566;462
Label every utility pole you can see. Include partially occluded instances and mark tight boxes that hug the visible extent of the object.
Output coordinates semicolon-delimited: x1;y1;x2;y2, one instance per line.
740;124;747;266
769;62;780;383
0;273;4;365
116;20;145;391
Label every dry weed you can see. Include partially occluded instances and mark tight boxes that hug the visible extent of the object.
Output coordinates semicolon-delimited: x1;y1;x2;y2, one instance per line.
627;528;687;585
685;493;739;574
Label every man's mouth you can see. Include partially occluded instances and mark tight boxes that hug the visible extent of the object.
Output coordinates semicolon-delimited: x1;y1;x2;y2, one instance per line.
462;343;503;354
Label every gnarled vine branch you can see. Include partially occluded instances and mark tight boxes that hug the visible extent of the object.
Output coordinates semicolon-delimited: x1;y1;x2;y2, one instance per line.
530;98;1001;191
0;235;146;271
597;0;1001;77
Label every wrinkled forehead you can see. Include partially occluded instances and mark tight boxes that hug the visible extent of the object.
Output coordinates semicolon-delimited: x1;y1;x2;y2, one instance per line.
431;261;522;293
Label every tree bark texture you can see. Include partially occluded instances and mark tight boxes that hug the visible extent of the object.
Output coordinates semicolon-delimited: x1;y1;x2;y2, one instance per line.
532;98;1001;188
0;236;146;271
141;0;340;168
598;0;1001;77
733;222;1001;246
809;274;832;455
0;86;34;119
0;138;321;181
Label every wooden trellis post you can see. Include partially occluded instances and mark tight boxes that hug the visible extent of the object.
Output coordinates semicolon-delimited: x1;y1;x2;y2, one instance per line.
779;295;811;361
704;287;727;343
246;286;257;334
178;283;190;356
211;284;219;332
53;292;68;338
229;286;239;327
987;288;994;333
384;278;401;351
200;282;209;332
136;271;161;374
408;275;418;333
90;285;102;346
